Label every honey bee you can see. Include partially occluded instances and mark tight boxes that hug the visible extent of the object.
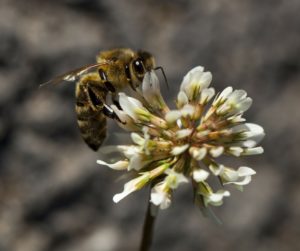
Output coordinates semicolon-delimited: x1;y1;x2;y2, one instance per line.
43;48;158;151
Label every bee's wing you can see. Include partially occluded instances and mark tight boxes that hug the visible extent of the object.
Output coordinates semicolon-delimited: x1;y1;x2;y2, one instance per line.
40;61;113;87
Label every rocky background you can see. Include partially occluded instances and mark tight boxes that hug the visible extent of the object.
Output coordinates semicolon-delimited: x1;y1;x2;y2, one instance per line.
1;0;300;250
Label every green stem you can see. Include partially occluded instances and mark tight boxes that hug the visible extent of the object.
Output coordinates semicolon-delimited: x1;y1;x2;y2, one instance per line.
139;188;157;251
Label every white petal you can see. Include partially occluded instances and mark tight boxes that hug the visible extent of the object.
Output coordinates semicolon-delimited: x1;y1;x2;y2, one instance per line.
242;147;264;155
227;114;246;123
140;126;150;152
209;146;224;158
231;123;249;133
175;128;193;139
111;105;138;131
128;155;142;171
181;104;195;117
118;145;141;158
176;119;183;128
171;144;189;155
244;123;264;136
165;110;182;124
180;66;212;100
150;183;171;209
198;72;212;89
200;87;215;104
243;140;257;148
165;169;188;189
216;89;253;115
189;66;205;74
213;86;233;105
227;146;243;157
207;190;230;206
131;133;144;145
177;91;189;108
216;103;230;114
230;123;265;147
151;192;170;209
142;71;160;96
128;154;150;171
220;86;233;98
113;190;132;203
227;89;247;102
142;71;167;110
221;168;239;182
196;130;210;138
236;97;252;113
242;123;265;146
193;169;209;182
113;173;149;203
189;147;207;160
97;160;129;170
119;93;144;120
199;182;230;207
221;166;256;186
209;163;224;176
237;166;256;176
231;175;252;186
175;173;189;184
180;66;204;92
224;175;252;186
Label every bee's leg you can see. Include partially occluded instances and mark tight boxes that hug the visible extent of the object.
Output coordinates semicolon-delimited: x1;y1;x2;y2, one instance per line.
113;99;122;110
124;64;137;91
102;104;115;118
98;69;116;93
84;86;125;124
111;93;122;110
83;86;104;111
103;104;125;124
98;69;124;108
104;81;116;93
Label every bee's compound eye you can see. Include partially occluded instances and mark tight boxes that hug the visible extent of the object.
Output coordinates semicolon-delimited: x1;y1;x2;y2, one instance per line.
133;59;145;75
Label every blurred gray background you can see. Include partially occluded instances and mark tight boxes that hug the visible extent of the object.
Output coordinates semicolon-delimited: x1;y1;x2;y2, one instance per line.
1;0;300;250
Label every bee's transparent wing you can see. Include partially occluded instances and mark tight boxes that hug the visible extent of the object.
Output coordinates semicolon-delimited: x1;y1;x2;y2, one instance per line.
40;61;112;87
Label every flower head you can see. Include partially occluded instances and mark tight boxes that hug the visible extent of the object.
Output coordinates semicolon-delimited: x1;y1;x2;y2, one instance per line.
98;66;265;213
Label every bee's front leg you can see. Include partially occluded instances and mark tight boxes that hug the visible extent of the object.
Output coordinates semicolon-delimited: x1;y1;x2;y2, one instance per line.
98;69;123;110
102;104;125;124
98;69;117;93
111;93;122;110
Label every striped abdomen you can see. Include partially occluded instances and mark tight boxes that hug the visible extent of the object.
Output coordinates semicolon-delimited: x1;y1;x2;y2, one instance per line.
75;73;108;151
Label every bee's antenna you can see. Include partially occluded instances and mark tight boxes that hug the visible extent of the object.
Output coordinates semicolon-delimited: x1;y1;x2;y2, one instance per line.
154;66;169;90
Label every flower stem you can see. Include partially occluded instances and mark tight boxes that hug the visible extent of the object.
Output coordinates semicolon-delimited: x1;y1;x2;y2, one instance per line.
139;187;157;251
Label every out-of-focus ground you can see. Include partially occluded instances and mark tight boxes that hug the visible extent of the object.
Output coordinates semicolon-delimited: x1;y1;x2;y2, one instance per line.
1;0;300;250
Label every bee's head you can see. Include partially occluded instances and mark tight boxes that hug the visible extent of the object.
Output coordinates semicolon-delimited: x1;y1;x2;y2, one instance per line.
137;50;155;72
130;50;155;82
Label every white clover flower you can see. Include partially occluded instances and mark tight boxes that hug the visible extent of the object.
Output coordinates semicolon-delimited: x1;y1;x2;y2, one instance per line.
97;66;265;214
198;182;231;207
164;168;189;189
193;169;210;182
113;172;150;203
180;66;212;101
150;182;171;209
220;166;256;191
